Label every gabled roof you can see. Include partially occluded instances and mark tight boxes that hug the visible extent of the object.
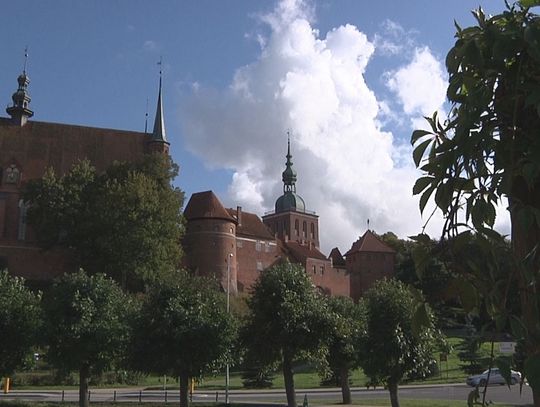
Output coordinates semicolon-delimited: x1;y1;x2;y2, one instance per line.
344;230;396;256
284;241;328;263
184;191;236;222
226;208;274;240
328;247;346;267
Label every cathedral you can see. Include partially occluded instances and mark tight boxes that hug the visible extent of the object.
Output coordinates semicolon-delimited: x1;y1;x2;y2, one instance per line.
0;62;395;299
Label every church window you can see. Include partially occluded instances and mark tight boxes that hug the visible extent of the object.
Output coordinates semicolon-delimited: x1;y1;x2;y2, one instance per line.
5;165;20;184
18;200;28;241
295;219;299;236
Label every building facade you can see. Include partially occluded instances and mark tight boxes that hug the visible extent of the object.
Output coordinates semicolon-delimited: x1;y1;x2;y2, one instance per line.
1;62;395;299
0;67;168;283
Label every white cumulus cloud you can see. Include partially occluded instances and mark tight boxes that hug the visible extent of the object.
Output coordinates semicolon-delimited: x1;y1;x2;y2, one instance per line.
180;0;447;253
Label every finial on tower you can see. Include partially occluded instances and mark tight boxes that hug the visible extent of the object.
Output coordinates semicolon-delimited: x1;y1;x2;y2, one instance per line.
23;46;29;74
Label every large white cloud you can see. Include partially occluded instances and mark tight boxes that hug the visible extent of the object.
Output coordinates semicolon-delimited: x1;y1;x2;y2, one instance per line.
180;0;448;253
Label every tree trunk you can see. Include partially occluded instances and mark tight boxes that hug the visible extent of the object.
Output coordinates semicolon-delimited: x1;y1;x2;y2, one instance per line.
339;366;351;404
282;354;296;407
179;371;189;407
388;380;400;407
509;176;540;407
79;365;89;407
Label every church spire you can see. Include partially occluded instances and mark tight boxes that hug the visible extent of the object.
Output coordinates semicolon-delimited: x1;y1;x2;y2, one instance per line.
147;59;170;154
151;65;167;143
6;48;34;126
282;132;297;193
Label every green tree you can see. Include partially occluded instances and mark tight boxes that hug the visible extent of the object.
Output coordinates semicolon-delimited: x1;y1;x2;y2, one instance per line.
24;154;184;290
0;271;41;378
322;296;365;404
129;271;236;407
42;270;132;407
411;2;540;403
242;261;331;407
359;279;440;407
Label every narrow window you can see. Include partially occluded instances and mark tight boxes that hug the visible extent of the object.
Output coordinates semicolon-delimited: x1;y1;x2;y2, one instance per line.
256;261;263;271
295;219;299;236
256;241;262;251
18;200;27;241
310;223;315;239
303;221;307;238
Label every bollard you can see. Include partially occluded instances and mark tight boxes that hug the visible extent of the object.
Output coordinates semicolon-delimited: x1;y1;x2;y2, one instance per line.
303;394;308;407
165;390;168;404
2;378;10;394
61;390;65;403
139;390;142;403
114;390;117;402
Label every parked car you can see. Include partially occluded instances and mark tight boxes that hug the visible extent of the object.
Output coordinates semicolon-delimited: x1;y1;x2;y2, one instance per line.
466;368;521;387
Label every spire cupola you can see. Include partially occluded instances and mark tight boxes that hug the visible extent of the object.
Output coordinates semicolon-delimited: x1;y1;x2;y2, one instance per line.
282;137;297;193
6;49;34;126
275;135;306;213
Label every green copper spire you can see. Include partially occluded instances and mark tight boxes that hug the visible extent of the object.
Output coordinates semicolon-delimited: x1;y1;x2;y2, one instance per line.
275;134;305;213
282;134;297;193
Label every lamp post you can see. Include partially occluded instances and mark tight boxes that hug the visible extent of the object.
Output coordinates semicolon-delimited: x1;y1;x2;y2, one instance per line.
225;253;233;405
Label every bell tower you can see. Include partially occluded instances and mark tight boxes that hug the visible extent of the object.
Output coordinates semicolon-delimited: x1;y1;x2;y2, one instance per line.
263;136;320;248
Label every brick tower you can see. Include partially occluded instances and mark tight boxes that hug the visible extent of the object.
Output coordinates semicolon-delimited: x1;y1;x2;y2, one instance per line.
263;138;319;248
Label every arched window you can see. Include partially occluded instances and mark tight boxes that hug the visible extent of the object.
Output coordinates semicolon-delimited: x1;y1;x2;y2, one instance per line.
295;219;299;236
310;223;315;239
302;221;307;238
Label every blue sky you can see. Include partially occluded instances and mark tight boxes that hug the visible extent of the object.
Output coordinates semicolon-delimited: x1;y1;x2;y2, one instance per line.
0;1;510;252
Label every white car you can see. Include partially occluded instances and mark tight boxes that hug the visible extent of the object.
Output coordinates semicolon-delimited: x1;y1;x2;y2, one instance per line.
466;368;521;386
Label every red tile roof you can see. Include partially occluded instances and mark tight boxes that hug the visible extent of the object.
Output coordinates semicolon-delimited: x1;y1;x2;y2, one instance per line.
184;191;236;222
344;230;396;256
226;208;274;240
328;247;346;267
284;241;328;263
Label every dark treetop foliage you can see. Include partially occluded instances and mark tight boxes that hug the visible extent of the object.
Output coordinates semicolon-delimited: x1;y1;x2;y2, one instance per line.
42;270;132;407
359;279;441;407
24;154;184;290
411;2;540;402
242;261;332;407
0;271;41;377
322;295;366;404
129;271;236;407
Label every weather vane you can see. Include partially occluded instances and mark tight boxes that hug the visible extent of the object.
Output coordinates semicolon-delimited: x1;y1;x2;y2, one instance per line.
157;56;162;77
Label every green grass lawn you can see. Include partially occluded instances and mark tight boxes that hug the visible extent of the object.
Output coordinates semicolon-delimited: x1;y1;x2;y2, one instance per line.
9;337;513;391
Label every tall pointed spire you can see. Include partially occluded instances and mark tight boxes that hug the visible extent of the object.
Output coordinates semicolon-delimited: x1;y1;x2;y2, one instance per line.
147;58;170;154
151;62;167;143
6;48;34;126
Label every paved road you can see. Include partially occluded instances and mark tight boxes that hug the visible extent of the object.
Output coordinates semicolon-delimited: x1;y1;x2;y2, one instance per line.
0;384;534;405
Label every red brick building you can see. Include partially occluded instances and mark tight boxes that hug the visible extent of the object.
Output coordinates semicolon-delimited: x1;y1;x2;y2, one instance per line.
0;68;168;283
183;139;395;298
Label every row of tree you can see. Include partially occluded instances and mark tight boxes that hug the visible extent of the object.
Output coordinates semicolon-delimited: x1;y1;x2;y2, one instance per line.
0;263;442;407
